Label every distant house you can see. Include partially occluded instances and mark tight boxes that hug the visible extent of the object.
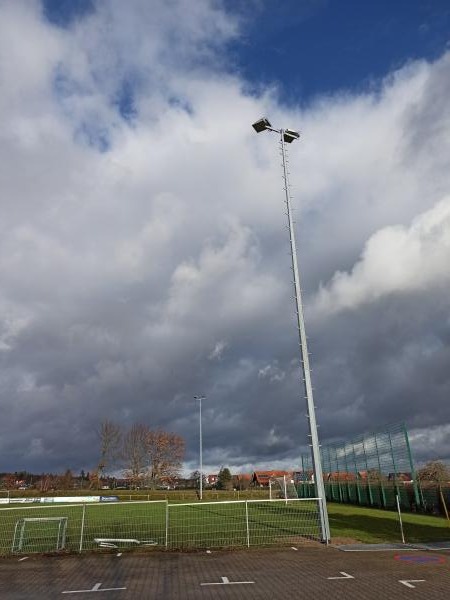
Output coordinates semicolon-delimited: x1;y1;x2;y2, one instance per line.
326;471;357;482
294;470;315;484
232;474;252;490
251;471;293;487
174;477;197;489
205;474;218;487
388;472;413;482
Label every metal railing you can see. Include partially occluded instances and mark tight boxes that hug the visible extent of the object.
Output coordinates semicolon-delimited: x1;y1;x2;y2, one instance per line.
0;498;323;556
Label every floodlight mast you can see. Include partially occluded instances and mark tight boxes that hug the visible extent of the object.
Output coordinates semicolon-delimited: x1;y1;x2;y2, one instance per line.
194;395;205;500
252;118;330;543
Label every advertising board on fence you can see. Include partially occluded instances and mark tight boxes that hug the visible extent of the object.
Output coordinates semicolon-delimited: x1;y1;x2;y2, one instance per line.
0;496;119;504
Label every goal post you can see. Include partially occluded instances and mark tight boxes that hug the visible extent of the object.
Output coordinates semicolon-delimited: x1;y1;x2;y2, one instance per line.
12;517;68;553
271;476;299;500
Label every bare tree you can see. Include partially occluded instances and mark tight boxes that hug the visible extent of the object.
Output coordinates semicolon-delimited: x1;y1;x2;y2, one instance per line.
146;430;185;487
97;420;122;478
57;469;74;491
122;424;149;488
417;461;450;484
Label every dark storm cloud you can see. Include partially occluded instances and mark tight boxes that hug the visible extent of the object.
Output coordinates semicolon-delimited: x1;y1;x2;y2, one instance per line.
1;1;450;476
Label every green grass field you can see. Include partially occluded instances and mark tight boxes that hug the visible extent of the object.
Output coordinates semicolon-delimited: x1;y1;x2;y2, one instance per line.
1;498;449;556
328;502;450;544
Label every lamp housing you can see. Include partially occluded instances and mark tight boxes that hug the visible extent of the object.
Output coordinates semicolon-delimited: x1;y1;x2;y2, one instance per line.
283;128;300;143
252;117;272;133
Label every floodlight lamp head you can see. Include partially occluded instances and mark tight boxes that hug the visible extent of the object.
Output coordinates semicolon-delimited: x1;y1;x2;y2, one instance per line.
252;117;272;133
283;128;300;143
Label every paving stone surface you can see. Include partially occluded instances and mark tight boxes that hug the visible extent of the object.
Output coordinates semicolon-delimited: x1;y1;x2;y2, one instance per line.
0;546;449;599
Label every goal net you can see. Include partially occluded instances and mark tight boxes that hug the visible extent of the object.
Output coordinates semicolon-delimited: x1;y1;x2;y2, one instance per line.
12;517;68;553
271;476;298;500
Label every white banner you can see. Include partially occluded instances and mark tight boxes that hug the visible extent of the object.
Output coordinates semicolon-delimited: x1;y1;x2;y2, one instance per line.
6;496;102;504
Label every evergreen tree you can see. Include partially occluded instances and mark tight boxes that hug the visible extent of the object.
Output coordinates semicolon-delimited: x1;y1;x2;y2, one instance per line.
217;467;232;490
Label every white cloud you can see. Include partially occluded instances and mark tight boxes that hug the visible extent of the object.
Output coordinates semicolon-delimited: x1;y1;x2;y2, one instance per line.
409;424;450;464
258;363;285;383
208;341;227;361
313;196;450;315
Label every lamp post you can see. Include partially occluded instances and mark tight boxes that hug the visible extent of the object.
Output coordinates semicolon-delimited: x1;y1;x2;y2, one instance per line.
194;395;205;500
252;117;330;543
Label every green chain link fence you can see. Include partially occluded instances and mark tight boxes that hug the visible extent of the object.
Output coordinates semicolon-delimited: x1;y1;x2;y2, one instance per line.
296;423;450;515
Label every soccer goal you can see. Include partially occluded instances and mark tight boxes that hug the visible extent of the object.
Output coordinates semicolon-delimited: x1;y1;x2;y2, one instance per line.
271;476;298;500
12;516;68;553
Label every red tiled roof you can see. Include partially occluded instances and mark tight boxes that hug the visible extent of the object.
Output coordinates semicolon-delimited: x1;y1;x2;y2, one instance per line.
252;470;293;485
327;472;356;482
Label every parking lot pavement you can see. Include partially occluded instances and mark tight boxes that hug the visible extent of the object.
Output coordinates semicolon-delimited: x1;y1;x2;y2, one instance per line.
0;546;449;599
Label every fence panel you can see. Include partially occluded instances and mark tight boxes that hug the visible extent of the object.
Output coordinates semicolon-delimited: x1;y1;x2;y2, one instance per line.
298;423;423;512
81;500;167;551
246;498;322;546
0;504;83;555
167;500;248;549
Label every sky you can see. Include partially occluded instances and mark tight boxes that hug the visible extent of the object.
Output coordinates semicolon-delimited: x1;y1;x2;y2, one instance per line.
1;0;450;477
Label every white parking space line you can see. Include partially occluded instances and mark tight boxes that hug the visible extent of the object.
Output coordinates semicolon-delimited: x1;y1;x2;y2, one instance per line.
399;580;425;589
201;576;254;586
62;582;127;594
327;572;354;580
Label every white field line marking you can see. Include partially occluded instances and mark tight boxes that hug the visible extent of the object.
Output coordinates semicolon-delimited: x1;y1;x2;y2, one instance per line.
291;547;298;551
327;572;354;580
399;580;425;589
18;557;29;561
201;576;254;586
62;582;127;594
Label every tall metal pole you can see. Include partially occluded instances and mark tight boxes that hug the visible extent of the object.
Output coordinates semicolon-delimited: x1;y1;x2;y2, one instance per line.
194;395;205;500
279;130;330;542
199;396;203;500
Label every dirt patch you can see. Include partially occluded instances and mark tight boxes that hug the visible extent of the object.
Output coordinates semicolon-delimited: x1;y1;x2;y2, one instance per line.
330;536;362;545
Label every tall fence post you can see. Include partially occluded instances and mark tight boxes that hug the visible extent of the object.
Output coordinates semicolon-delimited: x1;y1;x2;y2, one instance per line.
404;424;421;509
351;441;362;504
245;501;250;547
373;432;387;507
396;494;405;544
361;436;373;505
79;504;86;553
165;501;169;549
388;430;401;504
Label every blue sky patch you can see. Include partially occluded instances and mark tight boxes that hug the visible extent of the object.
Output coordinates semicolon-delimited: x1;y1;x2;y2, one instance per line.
113;79;138;122
75;121;111;153
42;0;95;28
225;0;450;103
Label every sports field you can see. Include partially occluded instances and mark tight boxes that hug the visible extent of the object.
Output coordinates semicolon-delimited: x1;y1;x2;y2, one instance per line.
1;498;449;556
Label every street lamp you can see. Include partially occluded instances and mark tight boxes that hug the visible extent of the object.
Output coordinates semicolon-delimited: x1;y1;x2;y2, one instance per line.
194;395;205;500
252;117;330;543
